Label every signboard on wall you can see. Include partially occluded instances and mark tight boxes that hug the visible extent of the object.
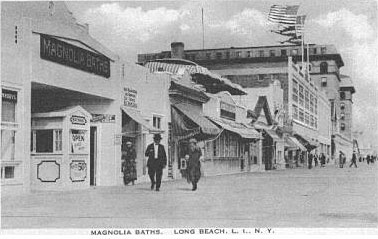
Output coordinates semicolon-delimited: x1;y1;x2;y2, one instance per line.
91;114;116;123
220;101;236;120
71;130;88;154
2;89;17;102
70;115;87;125
70;160;87;182
123;87;138;108
40;34;110;78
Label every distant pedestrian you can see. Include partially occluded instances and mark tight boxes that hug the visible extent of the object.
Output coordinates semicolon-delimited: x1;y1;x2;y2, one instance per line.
367;155;371;165
122;141;137;186
349;152;358;168
185;138;202;191
359;156;362;162
320;153;326;167
314;154;319;167
339;151;344;168
145;134;167;192
308;153;313;169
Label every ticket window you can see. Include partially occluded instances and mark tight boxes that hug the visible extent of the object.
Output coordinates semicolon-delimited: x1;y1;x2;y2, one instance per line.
31;106;91;190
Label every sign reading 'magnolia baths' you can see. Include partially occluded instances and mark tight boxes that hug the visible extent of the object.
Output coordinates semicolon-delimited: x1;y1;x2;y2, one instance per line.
40;34;110;78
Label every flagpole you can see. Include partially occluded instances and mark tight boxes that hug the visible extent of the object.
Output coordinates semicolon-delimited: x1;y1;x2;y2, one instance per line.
301;24;304;73
202;8;205;50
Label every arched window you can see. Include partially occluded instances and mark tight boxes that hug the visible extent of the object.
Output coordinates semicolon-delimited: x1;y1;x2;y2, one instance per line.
320;62;328;74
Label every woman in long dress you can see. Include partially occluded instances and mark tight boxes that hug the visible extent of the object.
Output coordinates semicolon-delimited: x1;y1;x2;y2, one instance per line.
122;141;137;185
186;138;202;191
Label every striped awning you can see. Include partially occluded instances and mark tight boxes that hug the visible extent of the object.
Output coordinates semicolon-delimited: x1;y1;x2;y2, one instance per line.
171;103;221;141
285;136;306;151
144;60;246;95
208;117;260;139
121;106;164;134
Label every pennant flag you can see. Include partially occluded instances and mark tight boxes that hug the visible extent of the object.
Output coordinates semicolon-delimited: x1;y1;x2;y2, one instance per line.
268;5;300;25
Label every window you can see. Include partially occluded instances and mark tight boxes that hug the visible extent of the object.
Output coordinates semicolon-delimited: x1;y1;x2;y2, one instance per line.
340;91;345;100
2;89;17;123
281;49;287;56
236;51;242;58
310;115;315;127
269;50;276;57
293;105;298;120
321;77;327;87
340;103;345;111
226;52;230;59
299;109;304;122
292;80;298;103
340;113;345;120
291;49;298;55
258;74;265;82
305;113;310;125
206;53;211;59
1;166;15;179
247;51;251;57
1;130;15;160
305;90;309;110
340;123;345;131
312;48;317;55
310;94;314;113
258;50;265;57
153;115;162;129
314;98;318;115
320;62;328;74
321;47;327;54
216;52;222;59
314;117;318;129
32;129;63;153
299;85;304;107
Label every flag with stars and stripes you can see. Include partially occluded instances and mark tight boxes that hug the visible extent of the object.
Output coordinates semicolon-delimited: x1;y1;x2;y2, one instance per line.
268;5;300;25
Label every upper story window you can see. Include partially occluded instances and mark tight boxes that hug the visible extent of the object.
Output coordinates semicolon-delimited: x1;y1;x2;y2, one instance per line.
340;102;345;111
312;48;317;55
320;62;328;74
321;77;327;87
340;123;345;131
236;51;242;58
299;85;304;107
281;49;287;56
247;51;251;57
226;51;230;59
216;52;223;59
292;80;298;103
153;115;162;129
2;89;17;123
206;53;211;59
321;47;327;54
291;49;298;55
340;91;346;100
269;50;276;57
340;113;345;120
258;50;265;57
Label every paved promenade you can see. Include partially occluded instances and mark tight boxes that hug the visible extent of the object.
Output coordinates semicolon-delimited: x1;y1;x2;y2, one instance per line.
1;163;377;229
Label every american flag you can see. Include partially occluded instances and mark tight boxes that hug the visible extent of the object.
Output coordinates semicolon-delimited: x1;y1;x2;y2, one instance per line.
268;5;300;25
295;15;306;36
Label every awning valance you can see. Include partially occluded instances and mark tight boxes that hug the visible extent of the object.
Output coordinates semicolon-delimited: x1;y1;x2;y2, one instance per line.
172;103;221;138
208;117;260;139
121;106;163;134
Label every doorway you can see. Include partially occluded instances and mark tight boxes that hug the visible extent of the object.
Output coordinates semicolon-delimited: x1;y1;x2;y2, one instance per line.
90;126;97;186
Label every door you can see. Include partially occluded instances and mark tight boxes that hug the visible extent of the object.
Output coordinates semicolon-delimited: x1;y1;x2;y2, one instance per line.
90;127;97;186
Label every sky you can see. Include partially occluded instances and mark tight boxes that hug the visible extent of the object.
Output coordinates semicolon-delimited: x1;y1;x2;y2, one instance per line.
65;0;378;148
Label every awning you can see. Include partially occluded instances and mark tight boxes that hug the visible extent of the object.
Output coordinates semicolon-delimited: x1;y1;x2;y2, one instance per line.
121;106;162;134
264;129;281;141
208;117;260;139
285;136;306;151
172;103;221;137
294;134;318;151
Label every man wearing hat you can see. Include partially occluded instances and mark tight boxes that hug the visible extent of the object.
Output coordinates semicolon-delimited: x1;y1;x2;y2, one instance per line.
145;134;167;191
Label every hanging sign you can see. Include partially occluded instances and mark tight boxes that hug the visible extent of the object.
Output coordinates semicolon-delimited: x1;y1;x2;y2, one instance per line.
123;87;138;108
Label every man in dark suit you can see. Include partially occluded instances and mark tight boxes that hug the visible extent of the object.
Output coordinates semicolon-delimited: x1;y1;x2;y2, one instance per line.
145;134;167;191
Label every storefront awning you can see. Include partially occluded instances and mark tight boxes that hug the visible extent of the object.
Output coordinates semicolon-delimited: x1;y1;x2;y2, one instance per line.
285;136;306;151
121;106;162;134
294;134;318;151
172;103;221;137
264;129;281;141
208;117;260;139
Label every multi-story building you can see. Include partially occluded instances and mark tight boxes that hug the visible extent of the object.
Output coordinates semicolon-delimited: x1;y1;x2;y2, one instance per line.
138;43;348;161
